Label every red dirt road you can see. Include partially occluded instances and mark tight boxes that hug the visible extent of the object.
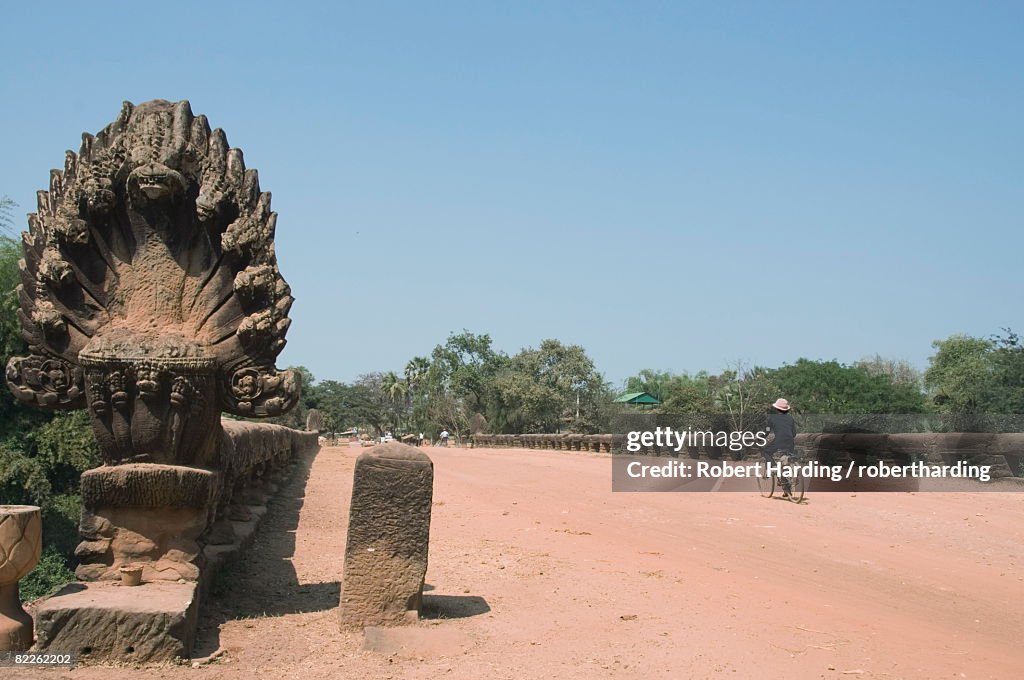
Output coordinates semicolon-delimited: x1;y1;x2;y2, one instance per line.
16;445;1024;679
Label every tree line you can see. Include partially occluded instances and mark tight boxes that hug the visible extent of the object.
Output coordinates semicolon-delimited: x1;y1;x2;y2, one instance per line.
267;329;1024;442
266;332;613;442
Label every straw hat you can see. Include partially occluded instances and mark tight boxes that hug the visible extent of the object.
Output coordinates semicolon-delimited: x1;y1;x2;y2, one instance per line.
772;398;791;412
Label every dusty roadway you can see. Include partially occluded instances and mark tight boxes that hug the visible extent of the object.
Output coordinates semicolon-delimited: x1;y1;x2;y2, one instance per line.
16;444;1024;680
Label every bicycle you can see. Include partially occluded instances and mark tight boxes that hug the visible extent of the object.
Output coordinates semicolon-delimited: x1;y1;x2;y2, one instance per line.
756;452;805;503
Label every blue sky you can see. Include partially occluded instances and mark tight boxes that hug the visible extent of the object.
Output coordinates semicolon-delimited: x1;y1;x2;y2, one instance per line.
2;1;1021;386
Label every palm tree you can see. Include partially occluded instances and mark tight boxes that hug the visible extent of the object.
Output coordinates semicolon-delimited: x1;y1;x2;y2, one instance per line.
381;371;410;431
380;371;403;403
404;356;430;395
0;196;16;236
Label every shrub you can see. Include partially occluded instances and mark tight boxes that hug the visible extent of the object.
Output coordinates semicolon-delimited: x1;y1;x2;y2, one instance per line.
19;546;76;603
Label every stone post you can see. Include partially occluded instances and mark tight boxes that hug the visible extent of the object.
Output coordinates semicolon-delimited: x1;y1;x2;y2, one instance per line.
339;443;433;628
0;506;41;651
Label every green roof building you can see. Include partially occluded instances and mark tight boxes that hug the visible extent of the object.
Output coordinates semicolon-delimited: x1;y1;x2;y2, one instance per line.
613;392;662;406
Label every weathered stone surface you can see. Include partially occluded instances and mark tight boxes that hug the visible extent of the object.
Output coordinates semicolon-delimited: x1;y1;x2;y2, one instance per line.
74;465;216;582
989;433;1024;477
932;433;1014;477
75;505;206;582
795;432;1018;479
5;100;300;470
885;433;933;461
33;581;199;661
81;464;217;509
0;506;41;651
217;421;302;501
340;443;433;628
306;408;325;433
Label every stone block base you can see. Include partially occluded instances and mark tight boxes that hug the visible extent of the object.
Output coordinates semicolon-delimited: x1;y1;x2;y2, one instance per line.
75;464;217;582
32;581;199;662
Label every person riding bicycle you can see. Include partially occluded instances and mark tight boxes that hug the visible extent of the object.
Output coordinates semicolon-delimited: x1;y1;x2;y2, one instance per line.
763;398;797;496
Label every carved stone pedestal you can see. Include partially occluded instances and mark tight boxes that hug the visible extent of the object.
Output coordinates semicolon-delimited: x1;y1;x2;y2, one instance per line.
74;464;218;583
0;505;42;651
30;466;212;661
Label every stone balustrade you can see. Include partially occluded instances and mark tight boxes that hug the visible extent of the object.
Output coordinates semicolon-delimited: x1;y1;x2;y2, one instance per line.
471;433;615;453
794;432;1023;479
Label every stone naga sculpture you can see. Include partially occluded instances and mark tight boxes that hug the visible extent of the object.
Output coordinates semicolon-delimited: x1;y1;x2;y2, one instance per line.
5;99;299;467
4;100;301;583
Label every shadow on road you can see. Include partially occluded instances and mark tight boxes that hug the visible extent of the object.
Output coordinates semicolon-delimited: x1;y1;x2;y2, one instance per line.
421;594;491;620
192;445;333;658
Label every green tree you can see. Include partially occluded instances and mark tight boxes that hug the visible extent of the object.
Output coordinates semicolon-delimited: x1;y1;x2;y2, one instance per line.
924;335;994;413
416;331;508;439
623;369;675;403
490;339;608;433
987;329;1024;413
924;330;1024;416
381;370;411;430
426;331;506;414
707;361;778;432
623;369;715;414
0;195;16;236
1;234;49;452
423;390;471;441
856;354;923;389
381;371;408;406
768;359;927;414
313;380;352;434
403;356;432;434
352;372;397;435
490;364;563;433
404;356;430;395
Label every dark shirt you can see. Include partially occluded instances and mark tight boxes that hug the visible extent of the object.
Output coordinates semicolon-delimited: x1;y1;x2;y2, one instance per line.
764;411;796;454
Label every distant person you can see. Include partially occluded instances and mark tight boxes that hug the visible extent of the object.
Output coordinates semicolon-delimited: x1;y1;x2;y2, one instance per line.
764;398;797;497
418;432;424;446
440;429;449;447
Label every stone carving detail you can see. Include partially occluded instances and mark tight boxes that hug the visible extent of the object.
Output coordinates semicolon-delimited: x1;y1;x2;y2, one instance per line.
5;355;83;408
4;99;300;466
0;505;42;651
223;365;299;417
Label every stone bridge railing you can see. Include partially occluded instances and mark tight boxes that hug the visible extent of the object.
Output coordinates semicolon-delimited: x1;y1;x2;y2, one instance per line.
471;433;615;452
795;432;1023;479
217;420;320;514
470;432;1024;479
74;420;320;584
